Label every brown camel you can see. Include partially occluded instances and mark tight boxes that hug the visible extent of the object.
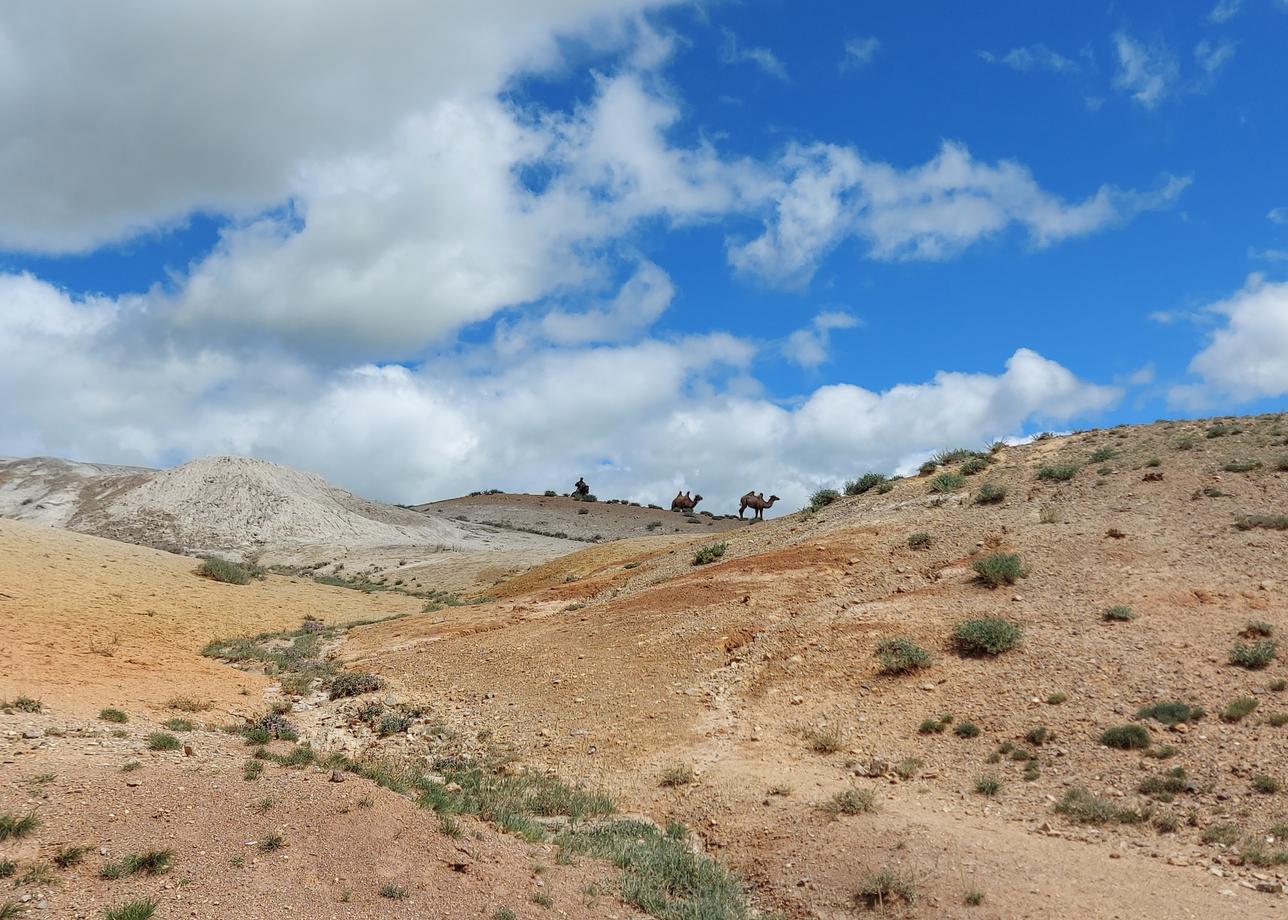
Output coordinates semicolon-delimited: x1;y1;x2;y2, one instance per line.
738;491;780;520
671;491;703;512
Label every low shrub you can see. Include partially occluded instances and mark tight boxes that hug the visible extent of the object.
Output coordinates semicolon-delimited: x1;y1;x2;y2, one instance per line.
1230;640;1277;669
928;472;966;493
971;553;1028;587
1037;463;1079;482
145;732;181;751
1089;447;1116;463
1136;701;1203;726
1102;605;1136;622
1252;775;1282;794
874;637;931;674
974;482;1007;504
1235;514;1288;531
952;618;1022;656
844;473;887;496
103;899;157;920
1054;788;1138;825
692;542;727;566
99;707;129;724
823;788;876;816
973;775;1001;796
856;868;917;909
808;488;840;511
907;532;933;550
1100;724;1150;750
196;557;262;585
1223;459;1262;473
1221;697;1259;723
960;457;990;475
329;671;385;699
1046;692;1068;705
0;813;39;841
1245;620;1276;638
659;763;695;787
954;722;980;738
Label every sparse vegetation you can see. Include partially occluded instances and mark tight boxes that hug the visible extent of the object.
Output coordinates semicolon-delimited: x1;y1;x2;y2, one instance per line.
53;843;92;869
1252;774;1281;794
103;900;157;920
874;637;931;674
1046;692;1068;705
1221;697;1259;723
101;850;173;879
823;788;876;816
259;833;285;852
146;731;181;751
965;889;985;906
1136;702;1203;726
1;696;42;713
167;696;210;712
196;557;263;585
845;473;887;495
907;531;933;550
99;707;128;723
1245;620;1276;638
808;488;840;511
928;472;966;493
952;618;1022;656
1235;514;1288;531
1102;605;1136;622
162;717;194;732
0;813;39;841
1230;640;1277;669
659;763;696;787
1223;459;1262;473
919;717;947;734
856;867;917;909
1089;447;1116;463
379;883;408;900
692;542;727;566
973;775;1001;796
1138;767;1187;801
329;670;386;699
1201;823;1241;845
1054;788;1141;825
1037;463;1079;482
974;482;1006;504
971;553;1028;587
1100;724;1150;750
954;722;980;738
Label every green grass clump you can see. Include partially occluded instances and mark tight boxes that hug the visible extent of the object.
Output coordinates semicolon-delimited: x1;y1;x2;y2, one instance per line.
907;532;933;550
1138;767;1187;801
196;557;262;585
1207;423;1240;438
162;718;195;732
1222;697;1259;723
1054;788;1139;825
952;618;1022;656
1100;724;1150;750
952;722;979;738
167;696;210;712
856;867;918;909
808;488;840;511
973;775;1001;796
960;457;991;476
99;707;129;724
918;718;947;735
692;542;727;566
378;883;407;899
258;833;285;852
1136;702;1203;726
1230;640;1277;669
845;473;887;495
1089;447;1117;463
1201;823;1241;845
1252;775;1282;794
965;889;985;906
329;671;386;699
1102;605;1136;622
145;731;181;751
0;813;39;841
1223;459;1262;473
103;900;158;920
1235;514;1288;531
803;727;844;754
971;553;1028;587
659;764;696;788
874;637;931;674
928;472;967;493
974;482;1007;504
1245;620;1276;638
1268;712;1288;727
100;850;173;879
822;788;877;816
1037;463;1079;482
1046;692;1068;705
53;843;92;869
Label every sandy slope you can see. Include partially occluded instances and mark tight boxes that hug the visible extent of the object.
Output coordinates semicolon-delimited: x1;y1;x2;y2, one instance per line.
0;519;421;717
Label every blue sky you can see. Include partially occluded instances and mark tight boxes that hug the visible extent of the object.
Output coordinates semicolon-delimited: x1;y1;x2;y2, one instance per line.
0;1;1285;511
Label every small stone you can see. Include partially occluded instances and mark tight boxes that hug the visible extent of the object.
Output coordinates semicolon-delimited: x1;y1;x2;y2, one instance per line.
329;770;345;783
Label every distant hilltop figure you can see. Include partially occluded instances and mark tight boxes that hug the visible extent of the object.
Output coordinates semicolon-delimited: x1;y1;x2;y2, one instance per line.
671;490;703;512
738;491;780;520
573;477;589;497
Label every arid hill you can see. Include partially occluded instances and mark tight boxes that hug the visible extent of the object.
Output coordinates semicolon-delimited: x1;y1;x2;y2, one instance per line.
3;413;1287;919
